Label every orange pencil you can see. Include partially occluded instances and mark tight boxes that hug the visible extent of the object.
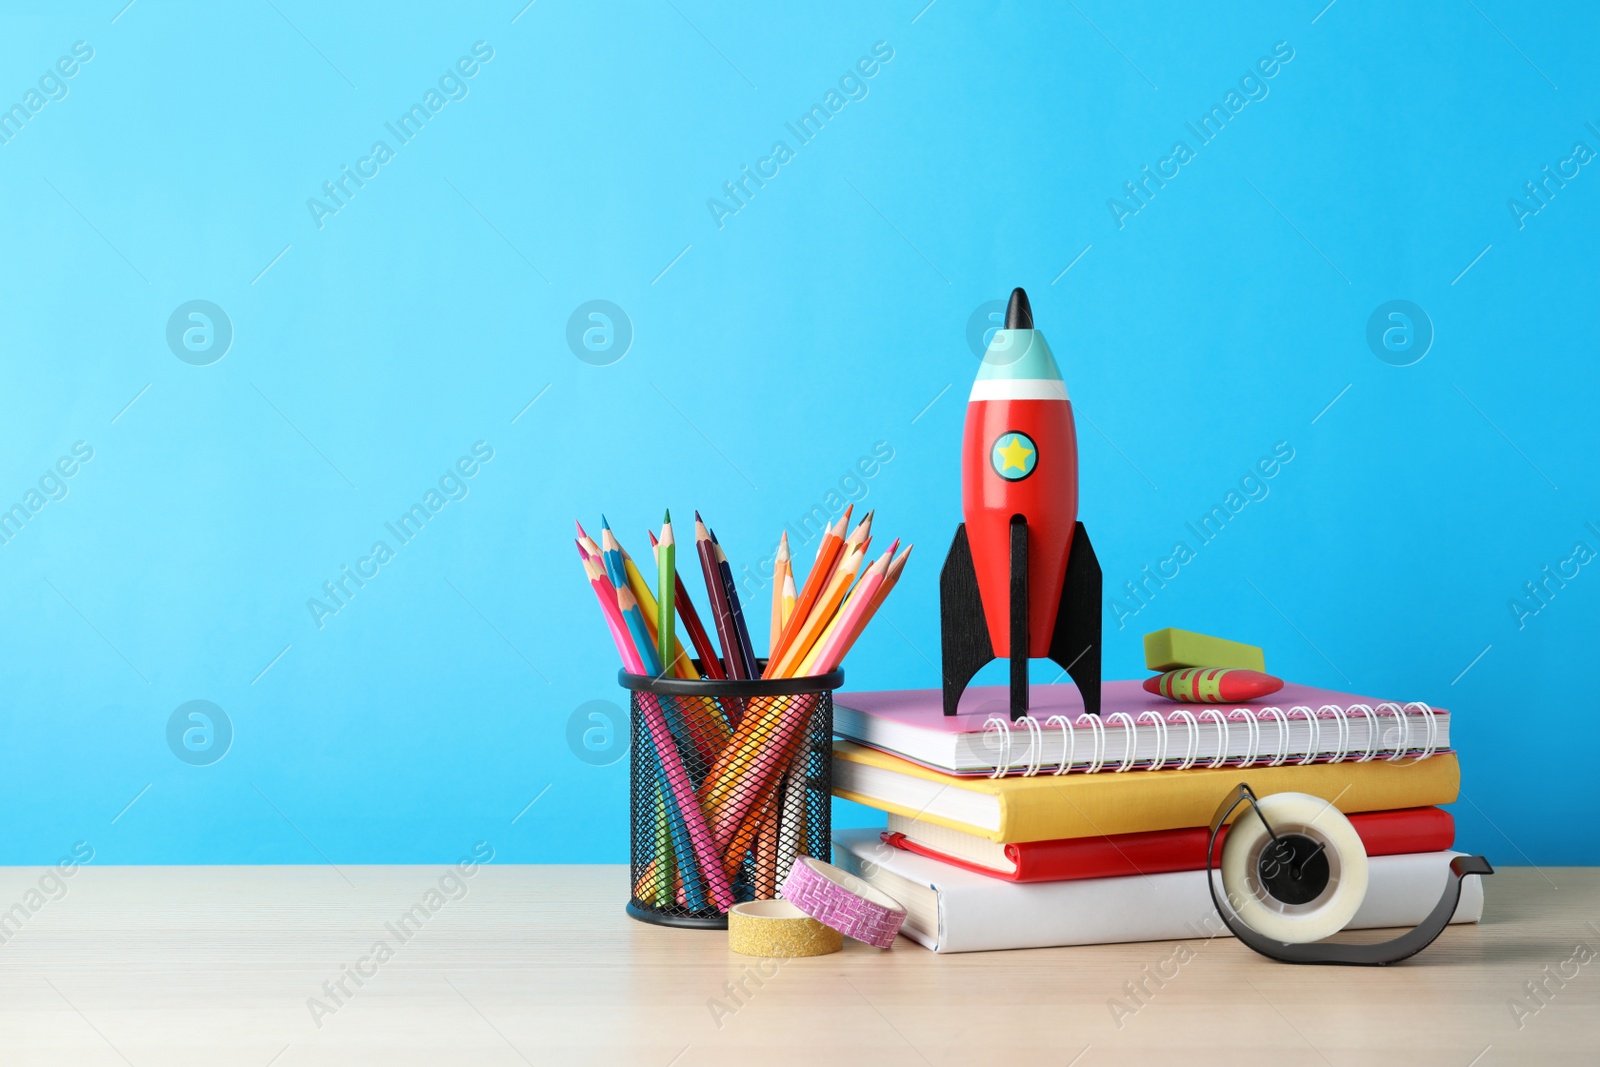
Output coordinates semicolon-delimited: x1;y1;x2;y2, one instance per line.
753;794;782;898
712;730;806;878
798;542;894;676
770;542;866;678
767;509;850;674
834;511;872;577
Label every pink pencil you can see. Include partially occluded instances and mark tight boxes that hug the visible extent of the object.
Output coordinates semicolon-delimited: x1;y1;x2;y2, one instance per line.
810;550;889;673
636;692;735;909
579;542;636;668
817;544;911;674
583;543;733;907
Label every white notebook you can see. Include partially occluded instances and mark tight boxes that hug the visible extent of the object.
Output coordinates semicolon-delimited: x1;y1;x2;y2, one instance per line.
832;828;1484;954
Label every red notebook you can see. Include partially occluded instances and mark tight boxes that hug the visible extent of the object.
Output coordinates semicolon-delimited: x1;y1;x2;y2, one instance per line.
880;806;1455;883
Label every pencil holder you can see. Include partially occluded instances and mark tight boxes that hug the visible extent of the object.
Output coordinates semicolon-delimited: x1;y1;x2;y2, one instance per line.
620;662;842;930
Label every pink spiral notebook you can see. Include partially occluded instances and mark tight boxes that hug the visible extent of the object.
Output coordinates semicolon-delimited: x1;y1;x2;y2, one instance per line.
833;680;1451;777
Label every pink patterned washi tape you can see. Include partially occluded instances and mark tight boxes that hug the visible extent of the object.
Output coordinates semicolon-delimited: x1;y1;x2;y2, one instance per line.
779;856;907;949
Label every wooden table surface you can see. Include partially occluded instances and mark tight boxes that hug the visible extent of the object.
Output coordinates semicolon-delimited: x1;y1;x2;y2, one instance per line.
0;864;1593;1066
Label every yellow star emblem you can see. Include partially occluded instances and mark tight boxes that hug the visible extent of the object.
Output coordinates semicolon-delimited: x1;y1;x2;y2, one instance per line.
997;435;1034;473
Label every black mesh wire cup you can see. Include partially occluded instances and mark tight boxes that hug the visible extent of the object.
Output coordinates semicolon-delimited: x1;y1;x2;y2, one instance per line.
620;661;841;930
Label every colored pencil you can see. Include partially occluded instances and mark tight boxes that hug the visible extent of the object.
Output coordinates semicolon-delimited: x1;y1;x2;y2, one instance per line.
650;530;724;680
753;789;782;898
769;533;789;659
712;532;758;678
657;510;676;678
869;543;913;615
794;540;891;678
770;541;866;678
780;566;797;630
777;746;810;885
575;519;601;558
694;514;743;680
832;510;873;584
769;508;849;669
803;546;891;675
646;734;707;913
815;544;912;674
578;542;635;669
636;688;731;909
703;707;814;876
587;543;711;909
599;521;633;602
622;548;699;680
579;505;912;912
616;585;664;677
650;782;673;908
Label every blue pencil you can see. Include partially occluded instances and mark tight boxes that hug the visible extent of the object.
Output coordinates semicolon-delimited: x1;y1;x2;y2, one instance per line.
616;584;664;676
598;518;630;591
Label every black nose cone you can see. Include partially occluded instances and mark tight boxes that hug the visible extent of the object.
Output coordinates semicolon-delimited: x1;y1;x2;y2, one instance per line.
1004;287;1033;330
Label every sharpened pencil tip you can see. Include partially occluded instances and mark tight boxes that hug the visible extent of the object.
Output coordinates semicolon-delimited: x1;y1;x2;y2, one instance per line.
663;508;671;523
600;515;611;531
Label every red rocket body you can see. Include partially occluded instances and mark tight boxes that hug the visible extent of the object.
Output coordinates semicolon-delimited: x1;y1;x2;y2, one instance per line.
962;395;1078;657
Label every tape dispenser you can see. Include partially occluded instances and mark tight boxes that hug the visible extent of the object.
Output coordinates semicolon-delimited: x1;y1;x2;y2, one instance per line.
1206;783;1493;965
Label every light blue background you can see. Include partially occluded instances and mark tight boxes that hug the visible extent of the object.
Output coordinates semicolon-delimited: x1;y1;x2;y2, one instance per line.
2;1;1595;866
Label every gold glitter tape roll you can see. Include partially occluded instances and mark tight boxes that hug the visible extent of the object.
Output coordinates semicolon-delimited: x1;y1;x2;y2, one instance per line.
728;899;843;958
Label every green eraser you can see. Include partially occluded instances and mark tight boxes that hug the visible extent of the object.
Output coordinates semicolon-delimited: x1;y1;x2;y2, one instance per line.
1144;628;1265;673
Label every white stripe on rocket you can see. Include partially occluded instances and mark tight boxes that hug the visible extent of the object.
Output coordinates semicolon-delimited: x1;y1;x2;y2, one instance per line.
968;378;1070;402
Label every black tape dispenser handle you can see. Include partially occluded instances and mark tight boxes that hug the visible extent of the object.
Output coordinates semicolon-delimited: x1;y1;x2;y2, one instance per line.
1206;783;1493;966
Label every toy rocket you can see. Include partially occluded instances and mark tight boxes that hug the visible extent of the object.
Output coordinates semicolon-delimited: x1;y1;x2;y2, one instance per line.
940;288;1102;719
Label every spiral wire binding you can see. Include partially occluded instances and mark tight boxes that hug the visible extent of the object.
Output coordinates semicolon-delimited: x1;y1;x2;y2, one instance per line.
1019;715;1044;777
1322;703;1350;762
983;716;1011;780
1200;708;1230;769
1170;708;1201;770
977;700;1446;777
1138;710;1171;770
1230;708;1263;769
1377;702;1407;760
1349;703;1379;761
1103;712;1134;772
1046;714;1074;776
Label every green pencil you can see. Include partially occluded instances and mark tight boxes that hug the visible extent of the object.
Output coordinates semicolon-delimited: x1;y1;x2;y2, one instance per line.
657;510;677;675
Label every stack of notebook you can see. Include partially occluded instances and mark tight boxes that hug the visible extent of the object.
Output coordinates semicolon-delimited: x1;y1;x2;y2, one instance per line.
829;680;1484;953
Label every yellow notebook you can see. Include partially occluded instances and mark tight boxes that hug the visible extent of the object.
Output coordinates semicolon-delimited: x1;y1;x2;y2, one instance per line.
833;740;1460;843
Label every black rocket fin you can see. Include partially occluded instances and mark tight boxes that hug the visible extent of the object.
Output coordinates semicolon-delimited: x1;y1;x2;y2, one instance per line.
940;524;993;716
1048;522;1103;717
1009;517;1029;721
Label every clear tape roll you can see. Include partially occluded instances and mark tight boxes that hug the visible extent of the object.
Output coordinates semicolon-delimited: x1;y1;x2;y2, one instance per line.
1219;791;1369;944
